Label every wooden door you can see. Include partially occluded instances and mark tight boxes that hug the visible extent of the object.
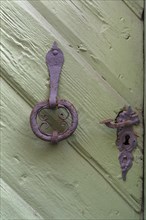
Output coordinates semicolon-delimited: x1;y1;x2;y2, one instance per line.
1;0;144;219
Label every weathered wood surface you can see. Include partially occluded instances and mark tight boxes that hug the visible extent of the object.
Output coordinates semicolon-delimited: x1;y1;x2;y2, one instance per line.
123;0;144;19
1;178;43;219
1;79;141;220
1;0;144;219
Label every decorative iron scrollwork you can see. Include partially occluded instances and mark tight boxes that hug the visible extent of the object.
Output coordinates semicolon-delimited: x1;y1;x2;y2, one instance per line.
101;106;140;180
30;42;78;143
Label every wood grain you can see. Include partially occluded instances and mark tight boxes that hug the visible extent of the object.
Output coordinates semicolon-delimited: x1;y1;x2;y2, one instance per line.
28;0;143;107
123;0;144;19
1;0;144;219
1;179;43;220
1;79;140;219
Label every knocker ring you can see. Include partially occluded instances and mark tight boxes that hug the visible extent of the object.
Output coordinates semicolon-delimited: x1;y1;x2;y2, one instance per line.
30;42;78;143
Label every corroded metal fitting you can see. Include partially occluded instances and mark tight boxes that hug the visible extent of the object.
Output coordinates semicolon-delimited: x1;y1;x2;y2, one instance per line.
30;42;78;143
100;106;140;180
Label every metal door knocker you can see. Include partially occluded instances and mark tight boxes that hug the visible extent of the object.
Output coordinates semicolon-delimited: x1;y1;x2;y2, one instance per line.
100;106;140;180
30;42;78;143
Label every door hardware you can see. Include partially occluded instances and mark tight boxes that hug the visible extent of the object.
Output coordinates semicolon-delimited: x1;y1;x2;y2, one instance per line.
100;106;140;180
30;42;78;143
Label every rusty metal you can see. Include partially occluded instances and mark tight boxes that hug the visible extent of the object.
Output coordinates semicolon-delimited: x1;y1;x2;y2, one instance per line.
30;42;78;143
100;106;140;180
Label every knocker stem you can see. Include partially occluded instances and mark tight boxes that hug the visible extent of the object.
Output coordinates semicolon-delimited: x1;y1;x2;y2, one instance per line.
46;41;64;109
30;42;78;143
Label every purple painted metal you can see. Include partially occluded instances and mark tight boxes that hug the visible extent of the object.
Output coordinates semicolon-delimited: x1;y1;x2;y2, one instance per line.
30;42;78;143
100;106;140;180
46;41;64;109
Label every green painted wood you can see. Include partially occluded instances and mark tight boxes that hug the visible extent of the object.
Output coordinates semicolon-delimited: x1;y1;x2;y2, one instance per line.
28;0;143;107
1;179;43;220
1;79;140;219
123;0;144;19
1;0;144;219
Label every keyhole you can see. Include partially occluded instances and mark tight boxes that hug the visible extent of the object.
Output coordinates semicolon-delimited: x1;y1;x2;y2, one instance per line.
123;135;130;145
